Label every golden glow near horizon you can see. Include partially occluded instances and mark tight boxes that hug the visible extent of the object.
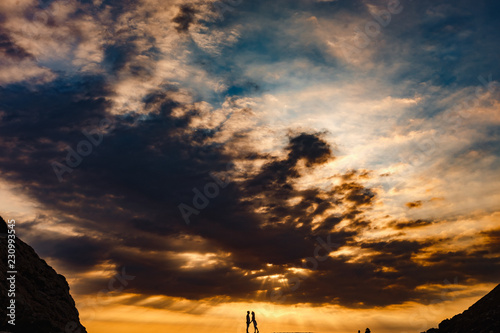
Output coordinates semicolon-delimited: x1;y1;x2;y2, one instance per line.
75;286;497;333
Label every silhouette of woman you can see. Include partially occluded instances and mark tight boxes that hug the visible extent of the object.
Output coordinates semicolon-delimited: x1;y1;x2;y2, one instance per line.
246;311;251;333
251;311;259;333
365;328;371;333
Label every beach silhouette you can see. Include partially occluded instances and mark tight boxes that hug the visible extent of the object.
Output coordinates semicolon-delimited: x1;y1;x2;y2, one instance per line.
245;311;259;333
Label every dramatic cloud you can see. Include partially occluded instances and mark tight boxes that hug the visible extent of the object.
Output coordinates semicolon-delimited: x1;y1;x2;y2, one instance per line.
0;0;499;323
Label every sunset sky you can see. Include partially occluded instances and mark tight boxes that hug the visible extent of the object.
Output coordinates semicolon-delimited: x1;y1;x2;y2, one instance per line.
0;0;500;332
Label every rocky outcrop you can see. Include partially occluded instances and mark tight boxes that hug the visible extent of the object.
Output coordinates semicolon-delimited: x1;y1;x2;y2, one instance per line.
422;283;500;333
0;216;87;333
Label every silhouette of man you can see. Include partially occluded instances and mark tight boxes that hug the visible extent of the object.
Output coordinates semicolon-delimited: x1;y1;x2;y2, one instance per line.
251;311;259;333
365;328;371;333
246;311;251;333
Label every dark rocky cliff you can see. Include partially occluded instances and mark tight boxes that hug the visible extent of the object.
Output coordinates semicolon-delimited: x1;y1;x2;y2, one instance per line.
422;283;500;333
0;216;87;333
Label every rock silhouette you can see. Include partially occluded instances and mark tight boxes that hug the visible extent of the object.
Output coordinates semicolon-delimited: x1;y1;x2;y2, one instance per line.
0;216;87;333
422;283;500;333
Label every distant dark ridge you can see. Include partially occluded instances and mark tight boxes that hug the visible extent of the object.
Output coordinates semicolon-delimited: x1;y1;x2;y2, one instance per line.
0;216;87;333
422;283;500;333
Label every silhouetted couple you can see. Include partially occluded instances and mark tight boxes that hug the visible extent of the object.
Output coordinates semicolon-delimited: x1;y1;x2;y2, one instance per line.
246;311;259;333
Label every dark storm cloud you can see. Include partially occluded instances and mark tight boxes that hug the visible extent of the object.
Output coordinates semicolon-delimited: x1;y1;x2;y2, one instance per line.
173;5;197;33
32;235;111;272
0;77;381;306
2;72;500;308
0;75;207;228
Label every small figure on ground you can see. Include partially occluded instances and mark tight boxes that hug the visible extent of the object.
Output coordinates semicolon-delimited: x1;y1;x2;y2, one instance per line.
246;311;251;333
252;311;259;333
